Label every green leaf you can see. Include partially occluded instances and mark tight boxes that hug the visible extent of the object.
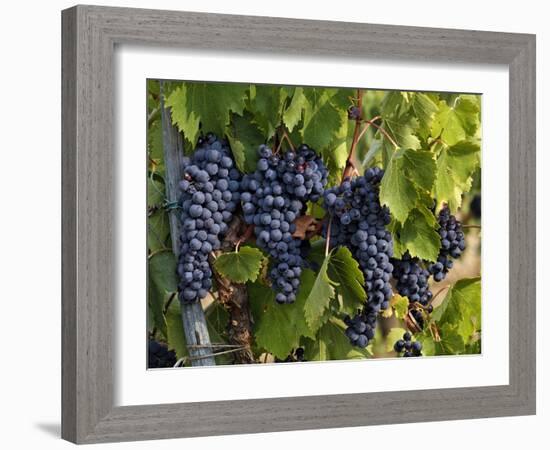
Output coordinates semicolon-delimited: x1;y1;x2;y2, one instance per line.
383;114;421;150
380;151;418;223
147;177;171;252
148;251;178;338
432;96;480;145
165;301;187;360
387;219;406;259
149;251;177;293
434;140;480;212
248;86;289;137
250;277;314;360
213;246;264;283
283;87;306;132
226;112;265;173
417;332;436;356
303;258;336;333
327;247;365;314
148;282;167;338
432;277;481;344
402;148;437;192
434;324;465;355
147;119;164;169
380;91;409;117
410;93;439;140
165;83;248;145
362;138;383;167
147;212;170;253
304;319;371;361
324;119;349;176
301;89;343;152
400;207;440;261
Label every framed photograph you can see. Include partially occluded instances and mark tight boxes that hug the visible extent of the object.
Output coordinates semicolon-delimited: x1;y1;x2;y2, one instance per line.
62;5;536;444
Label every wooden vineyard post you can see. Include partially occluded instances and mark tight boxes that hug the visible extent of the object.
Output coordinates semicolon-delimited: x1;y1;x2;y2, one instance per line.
159;82;216;367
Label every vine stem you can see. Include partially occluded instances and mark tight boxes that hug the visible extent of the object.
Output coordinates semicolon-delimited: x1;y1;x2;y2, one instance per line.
361;117;399;149
341;89;364;181
274;127;295;154
355;115;379;143
235;224;255;251
462;224;481;229
429;285;451;305
324;217;333;257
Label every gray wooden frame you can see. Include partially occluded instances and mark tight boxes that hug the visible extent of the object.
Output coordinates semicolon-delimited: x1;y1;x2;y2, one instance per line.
62;4;536;444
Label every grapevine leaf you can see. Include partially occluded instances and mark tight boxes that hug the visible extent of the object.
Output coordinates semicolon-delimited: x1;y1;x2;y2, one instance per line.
149;251;177;293
434;140;480;212
148;282;167;338
380;151;418;223
327;247;366;314
147;119;164;170
400;207;441;262
410;93;439;140
304;319;370;361
385;327;408;352
302;89;343;152
213;246;264;284
226;112;265;173
248;86;289;137
147;176;164;206
416;332;436;356
383;114;421;150
432;277;481;343
250;277;314;360
432;96;480;145
303;258;336;333
325;118;349;174
283;87;306;132
402;148;437;193
165;83;248;145
148;252;177;339
434;324;465;355
381;294;409;320
380;91;409;117
388;219;406;259
362;138;383;167
147;212;170;253
165;301;187;360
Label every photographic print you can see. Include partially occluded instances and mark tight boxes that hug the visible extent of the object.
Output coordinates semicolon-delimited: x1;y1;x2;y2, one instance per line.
146;80;481;368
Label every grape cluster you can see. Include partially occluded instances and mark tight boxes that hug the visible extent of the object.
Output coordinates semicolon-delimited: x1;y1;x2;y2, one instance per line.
428;206;466;282
393;332;422;357
148;339;177;368
241;144;328;304
323;168;394;347
344;311;376;348
409;307;427;330
392;251;432;306
177;133;241;303
347;106;361;120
